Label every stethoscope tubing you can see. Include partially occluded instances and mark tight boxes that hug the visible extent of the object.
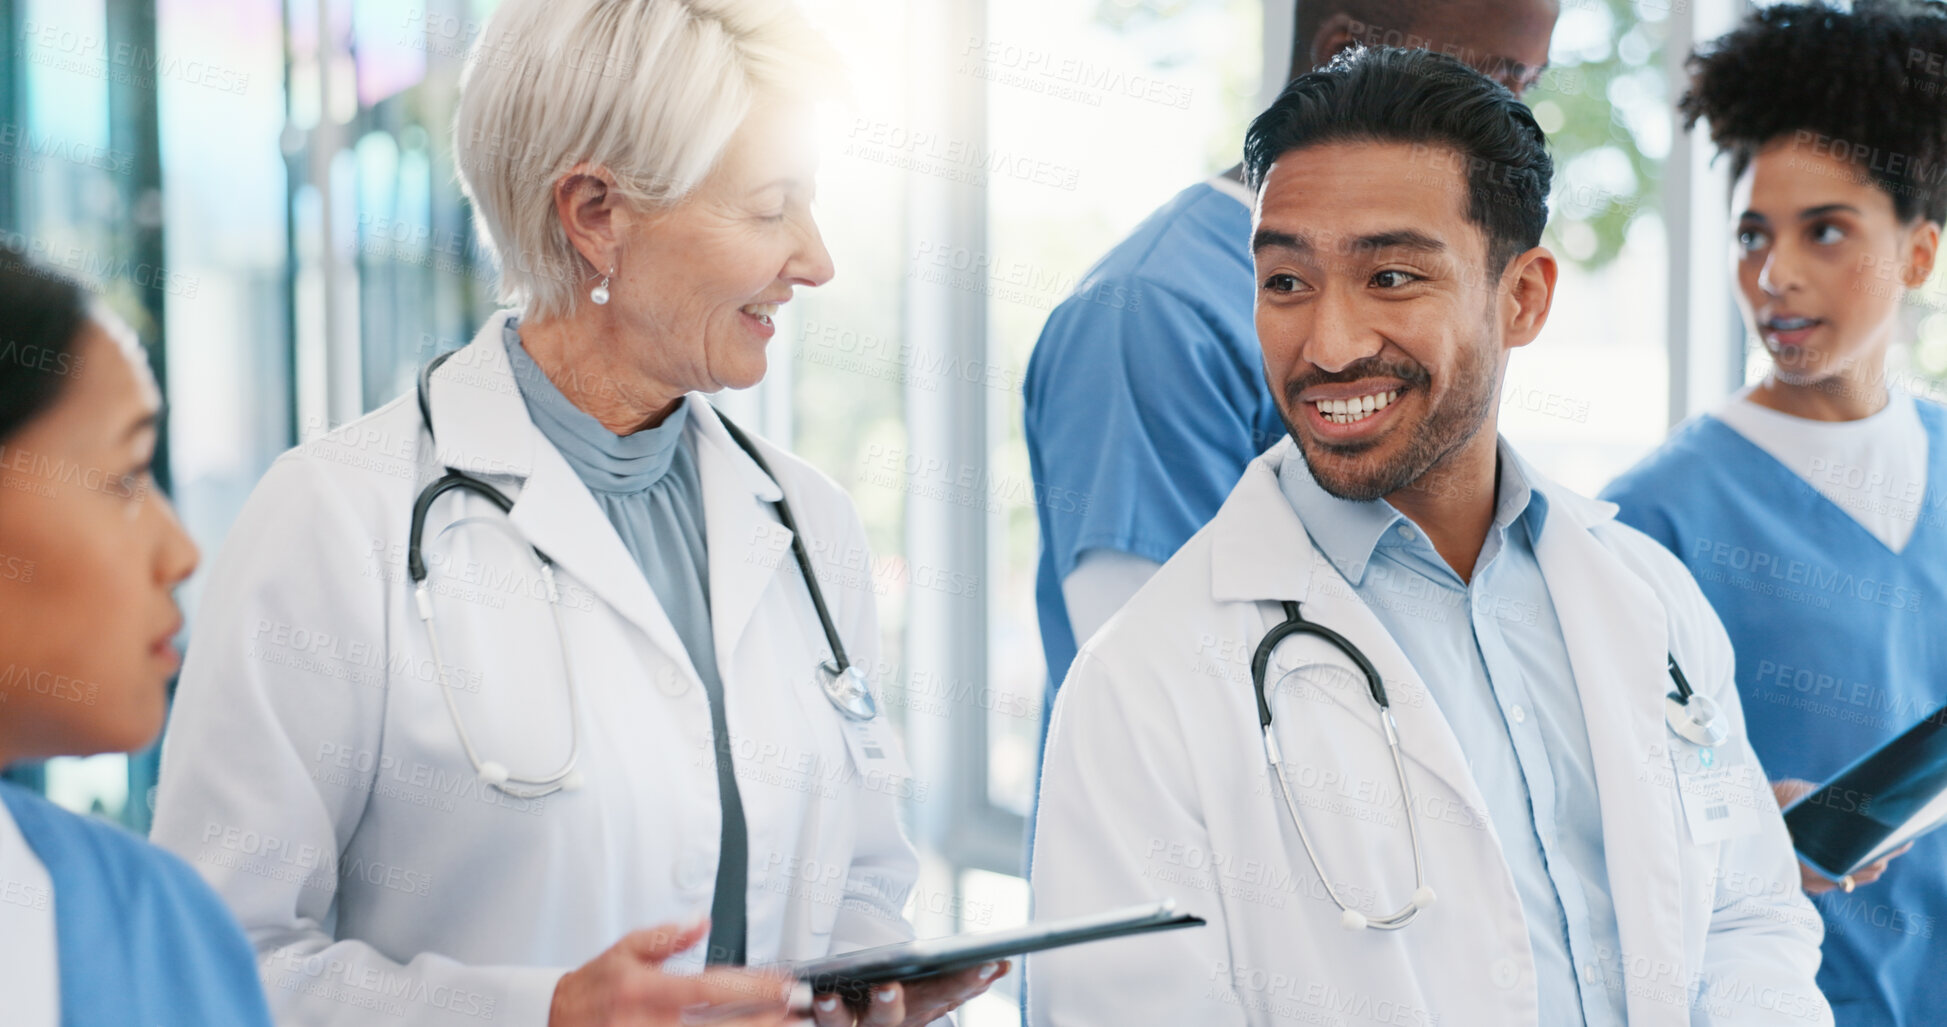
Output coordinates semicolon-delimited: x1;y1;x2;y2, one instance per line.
1254;600;1433;930
409;350;864;796
1253;598;1722;931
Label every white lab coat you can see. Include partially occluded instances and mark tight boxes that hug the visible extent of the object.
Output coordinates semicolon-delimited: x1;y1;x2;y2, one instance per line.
1029;438;1831;1027
152;311;920;1027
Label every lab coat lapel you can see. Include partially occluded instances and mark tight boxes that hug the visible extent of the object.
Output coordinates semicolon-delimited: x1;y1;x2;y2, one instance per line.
1534;484;1688;1027
1210;443;1489;813
508;436;705;677
688;398;792;670
425;311;704;680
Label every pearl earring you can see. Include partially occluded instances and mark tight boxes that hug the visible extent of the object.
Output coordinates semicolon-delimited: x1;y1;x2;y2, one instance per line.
591;266;613;306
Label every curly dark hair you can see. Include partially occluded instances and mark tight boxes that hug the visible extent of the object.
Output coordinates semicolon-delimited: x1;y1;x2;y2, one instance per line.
1681;0;1947;224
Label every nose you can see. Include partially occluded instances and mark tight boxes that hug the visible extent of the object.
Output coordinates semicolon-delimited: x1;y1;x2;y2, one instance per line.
1757;241;1804;298
152;490;200;590
787;208;836;288
1304;284;1380;373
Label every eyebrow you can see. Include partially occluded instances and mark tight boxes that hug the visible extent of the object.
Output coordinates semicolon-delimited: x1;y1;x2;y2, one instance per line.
1739;203;1863;224
753;176;807;194
1251;228;1447;256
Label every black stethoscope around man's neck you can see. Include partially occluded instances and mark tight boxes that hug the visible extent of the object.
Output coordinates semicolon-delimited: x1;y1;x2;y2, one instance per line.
407;349;878;798
1250;598;1729;931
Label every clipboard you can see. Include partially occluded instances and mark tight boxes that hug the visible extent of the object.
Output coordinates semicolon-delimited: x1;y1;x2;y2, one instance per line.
1783;703;1947;880
789;900;1204;996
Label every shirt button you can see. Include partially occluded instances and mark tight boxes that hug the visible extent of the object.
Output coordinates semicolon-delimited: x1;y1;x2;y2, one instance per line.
1491;958;1520;989
1510;704;1528;725
1396;525;1415;540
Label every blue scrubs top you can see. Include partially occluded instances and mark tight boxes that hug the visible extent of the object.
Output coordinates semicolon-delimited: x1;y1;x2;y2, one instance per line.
0;780;272;1025
1602;402;1947;1026
1023;180;1283;703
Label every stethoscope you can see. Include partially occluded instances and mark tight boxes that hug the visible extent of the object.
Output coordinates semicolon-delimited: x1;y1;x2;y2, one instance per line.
1251;601;1728;931
409;350;879;798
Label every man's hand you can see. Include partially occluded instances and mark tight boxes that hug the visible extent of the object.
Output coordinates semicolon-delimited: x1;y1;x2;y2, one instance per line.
1771;779;1912;895
808;961;1008;1027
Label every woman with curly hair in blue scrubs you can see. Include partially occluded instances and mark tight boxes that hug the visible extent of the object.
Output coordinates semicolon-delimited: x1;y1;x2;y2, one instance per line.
0;248;271;1026
1604;3;1947;1022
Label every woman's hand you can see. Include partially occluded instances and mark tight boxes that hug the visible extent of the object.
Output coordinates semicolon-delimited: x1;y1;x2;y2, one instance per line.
1770;779;1912;894
550;918;796;1027
808;961;1008;1027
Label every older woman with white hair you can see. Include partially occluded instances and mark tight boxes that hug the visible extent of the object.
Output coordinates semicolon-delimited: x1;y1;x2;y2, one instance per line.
150;2;1002;1025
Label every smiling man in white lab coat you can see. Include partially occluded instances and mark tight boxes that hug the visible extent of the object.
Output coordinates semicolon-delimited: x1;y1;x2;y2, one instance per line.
1028;47;1831;1027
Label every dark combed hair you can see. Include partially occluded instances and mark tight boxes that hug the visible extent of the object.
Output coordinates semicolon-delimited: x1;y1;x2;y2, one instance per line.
1244;45;1552;272
0;245;90;441
1681;0;1947;224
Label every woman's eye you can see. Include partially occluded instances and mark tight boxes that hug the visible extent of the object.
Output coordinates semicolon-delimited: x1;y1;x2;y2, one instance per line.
1371;269;1418;288
116;467;153;516
1736;228;1769;253
1810;223;1845;245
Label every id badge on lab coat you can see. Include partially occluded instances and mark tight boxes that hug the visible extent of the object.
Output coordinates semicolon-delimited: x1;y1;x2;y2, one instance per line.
1669;740;1765;846
841;717;912;781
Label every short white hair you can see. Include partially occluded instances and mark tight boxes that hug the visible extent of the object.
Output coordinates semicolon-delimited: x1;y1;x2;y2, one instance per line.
453;0;838;319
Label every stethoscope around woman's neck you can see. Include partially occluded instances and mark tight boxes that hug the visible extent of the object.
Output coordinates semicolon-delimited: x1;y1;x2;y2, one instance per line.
407;349;879;798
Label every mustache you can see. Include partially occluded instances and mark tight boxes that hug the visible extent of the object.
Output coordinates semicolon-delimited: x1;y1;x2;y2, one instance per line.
1284;357;1431;399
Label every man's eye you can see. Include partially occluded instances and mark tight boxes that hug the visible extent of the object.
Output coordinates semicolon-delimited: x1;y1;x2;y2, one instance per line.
1263;273;1301;292
1371;270;1418;288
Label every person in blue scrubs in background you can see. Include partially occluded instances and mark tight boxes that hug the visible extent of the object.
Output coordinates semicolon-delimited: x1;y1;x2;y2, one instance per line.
1022;0;1561;730
1603;4;1947;1022
0;248;271;1026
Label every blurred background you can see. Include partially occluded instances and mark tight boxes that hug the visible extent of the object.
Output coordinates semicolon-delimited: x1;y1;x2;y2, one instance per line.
7;0;1947;1020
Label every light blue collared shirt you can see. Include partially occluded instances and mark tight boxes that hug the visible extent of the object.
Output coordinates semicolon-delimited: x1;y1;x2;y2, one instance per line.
1277;441;1624;1027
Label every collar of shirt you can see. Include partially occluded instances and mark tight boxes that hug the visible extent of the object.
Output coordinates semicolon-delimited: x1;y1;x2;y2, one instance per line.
502;317;690;495
1275;436;1549;587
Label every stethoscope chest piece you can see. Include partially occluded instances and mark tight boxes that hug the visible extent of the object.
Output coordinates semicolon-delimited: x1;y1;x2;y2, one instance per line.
819;662;879;721
1664;690;1729;748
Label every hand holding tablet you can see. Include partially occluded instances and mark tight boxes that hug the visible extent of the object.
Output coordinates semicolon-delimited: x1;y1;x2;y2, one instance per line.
680;900;1205;1024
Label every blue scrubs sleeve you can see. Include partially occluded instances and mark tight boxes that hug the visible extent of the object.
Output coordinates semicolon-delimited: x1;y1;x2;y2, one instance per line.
1025;275;1273;579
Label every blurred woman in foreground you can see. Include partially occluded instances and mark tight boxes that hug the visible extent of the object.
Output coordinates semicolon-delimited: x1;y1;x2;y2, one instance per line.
0;248;270;1025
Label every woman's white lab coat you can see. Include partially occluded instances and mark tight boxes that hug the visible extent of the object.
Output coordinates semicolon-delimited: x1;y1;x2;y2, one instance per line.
1029;438;1832;1027
151;311;919;1026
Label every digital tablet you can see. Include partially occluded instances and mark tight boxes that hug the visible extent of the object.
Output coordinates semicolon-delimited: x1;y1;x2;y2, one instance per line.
1784;703;1947;879
790;900;1205;995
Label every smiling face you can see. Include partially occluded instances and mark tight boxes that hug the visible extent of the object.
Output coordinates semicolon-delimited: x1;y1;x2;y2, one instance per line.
0;320;198;765
1254;141;1555;502
1731;134;1939;391
605;97;834;394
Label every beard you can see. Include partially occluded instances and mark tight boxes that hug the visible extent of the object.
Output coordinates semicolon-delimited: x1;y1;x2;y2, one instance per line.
1277;324;1501;503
